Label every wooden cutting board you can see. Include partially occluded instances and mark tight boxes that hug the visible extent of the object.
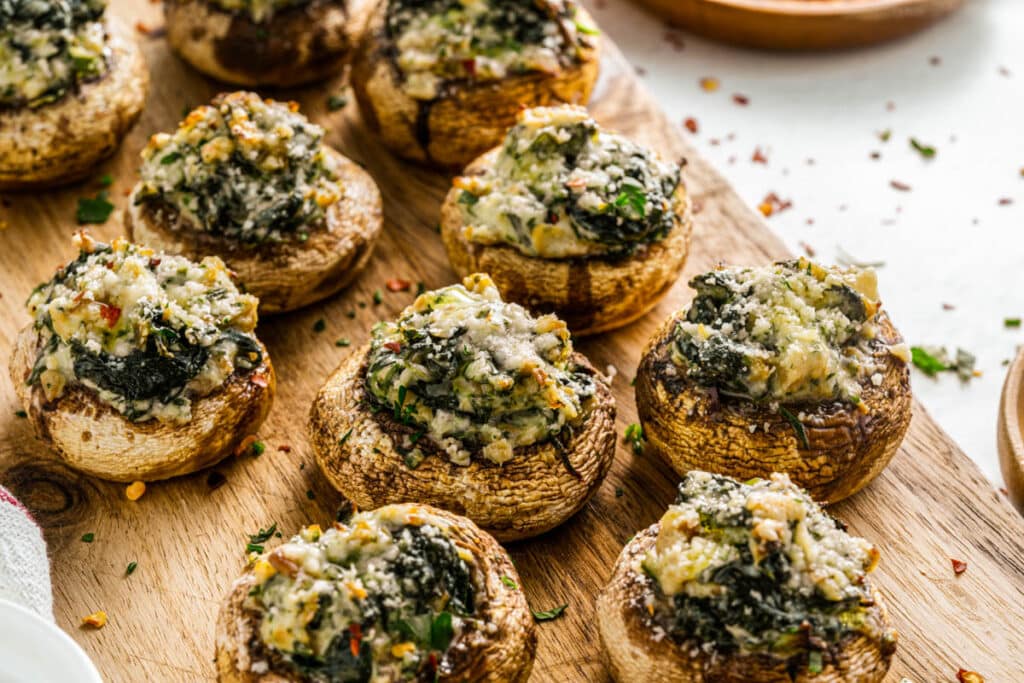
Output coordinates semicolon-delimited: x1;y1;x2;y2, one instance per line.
1;2;1022;681
629;0;963;51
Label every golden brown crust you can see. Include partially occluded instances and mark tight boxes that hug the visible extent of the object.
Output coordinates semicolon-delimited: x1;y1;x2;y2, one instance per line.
440;149;693;335
125;148;383;315
349;3;601;168
10;324;275;482
215;504;537;682
0;17;149;190
308;345;616;541
634;312;912;503
164;0;360;87
596;525;896;683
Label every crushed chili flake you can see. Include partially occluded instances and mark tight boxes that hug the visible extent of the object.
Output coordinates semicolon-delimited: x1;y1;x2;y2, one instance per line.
207;471;227;490
634;65;647;77
942;303;956;311
277;445;292;453
885;101;896;111
235;435;259;457
99;304;121;327
997;197;1014;206
757;192;792;217
951;558;967;575
890;180;912;192
806;218;815;225
699;77;720;92
929;55;942;66
957;669;985;683
751;147;768;164
250;371;270;388
134;21;165;37
998;66;1011;78
870;151;881;160
383;341;402;353
799;241;816;257
386;278;411;292
732;94;750;106
683;117;699;134
709;138;720;146
663;30;685;51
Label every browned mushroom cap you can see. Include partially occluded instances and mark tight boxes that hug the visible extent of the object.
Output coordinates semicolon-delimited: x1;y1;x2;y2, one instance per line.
165;0;359;87
349;2;601;168
0;17;148;191
634;312;912;503
596;525;896;683
9;326;275;482
440;149;693;336
126;148;383;315
309;345;616;541
215;504;537;682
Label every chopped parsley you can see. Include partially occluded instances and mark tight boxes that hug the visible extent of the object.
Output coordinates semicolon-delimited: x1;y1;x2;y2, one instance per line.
313;318;326;333
98;173;114;187
910;138;936;159
911;345;977;381
125;561;138;576
778;407;809;449
246;523;278;554
532;604;568;621
339;428;353;445
500;575;518;589
76;191;114;224
1005;318;1021;328
81;533;95;543
335;338;351;347
306;489;316;500
14;410;27;418
373;289;383;305
327;94;348;111
623;423;645;455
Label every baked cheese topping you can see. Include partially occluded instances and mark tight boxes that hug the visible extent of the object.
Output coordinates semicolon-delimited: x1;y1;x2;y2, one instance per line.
671;258;905;404
206;0;310;22
246;505;477;681
365;273;594;466
641;471;882;660
26;233;261;423
386;0;596;101
133;92;341;244
0;0;109;109
456;105;681;258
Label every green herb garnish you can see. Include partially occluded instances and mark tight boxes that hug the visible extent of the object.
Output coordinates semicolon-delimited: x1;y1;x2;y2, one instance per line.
457;191;479;206
910;138;936;158
246;523;278;554
14;410;27;418
500;575;518;589
327;94;348;111
160;152;182;165
339;428;353;445
808;650;824;674
778;406;809;449
1005;318;1021;328
80;533;95;543
306;489;316;500
373;289;383;305
430;611;454;651
911;346;949;376
335;338;351;347
313;318;326;333
532;604;568;621
125;561;138;576
623;423;645;455
98;173;114;187
76;191;114;224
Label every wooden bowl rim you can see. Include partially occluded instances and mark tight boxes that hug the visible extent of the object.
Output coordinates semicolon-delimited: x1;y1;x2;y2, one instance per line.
997;346;1024;512
685;0;959;17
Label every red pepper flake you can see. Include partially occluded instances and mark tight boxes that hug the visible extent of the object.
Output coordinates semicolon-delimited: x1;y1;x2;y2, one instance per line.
683;117;699;134
998;66;1011;78
799;241;816;257
751;147;768;164
951;558;968;575
634;65;647;77
997;197;1014;206
870;151;881;160
386;278;411;292
277;445;292;453
885;100;896;111
99;304;121;328
890;180;912;192
206;471;227;490
134;21;166;37
699;77;720;92
806;218;815;226
942;303;956;311
383;341;402;353
957;669;985;683
691;199;704;214
461;58;476;76
250;371;269;388
148;257;161;268
758;193;792;217
929;55;942;66
732;93;750;106
709;138;720;146
349;624;363;657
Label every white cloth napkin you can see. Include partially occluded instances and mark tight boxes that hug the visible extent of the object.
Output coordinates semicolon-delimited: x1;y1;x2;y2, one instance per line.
0;486;53;620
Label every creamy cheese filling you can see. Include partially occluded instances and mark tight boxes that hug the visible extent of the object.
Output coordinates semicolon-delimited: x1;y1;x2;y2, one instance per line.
206;0;310;23
364;273;593;466
387;0;595;100
671;258;905;404
133;92;341;244
456;105;681;258
26;233;261;423
0;0;109;109
640;471;881;658
246;506;477;681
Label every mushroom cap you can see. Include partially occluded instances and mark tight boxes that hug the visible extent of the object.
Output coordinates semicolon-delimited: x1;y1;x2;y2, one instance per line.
0;17;148;190
635;311;912;503
126;148;383;315
309;345;616;541
596;524;897;683
215;504;537;682
164;0;358;86
10;324;275;482
440;148;693;335
350;2;601;168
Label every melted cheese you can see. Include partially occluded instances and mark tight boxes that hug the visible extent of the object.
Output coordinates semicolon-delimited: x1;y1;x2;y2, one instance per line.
207;0;310;22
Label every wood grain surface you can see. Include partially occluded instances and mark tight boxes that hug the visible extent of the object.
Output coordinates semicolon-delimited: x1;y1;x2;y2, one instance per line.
1;2;1022;681
628;0;963;51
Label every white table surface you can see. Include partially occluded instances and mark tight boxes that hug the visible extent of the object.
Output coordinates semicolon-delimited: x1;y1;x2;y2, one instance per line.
583;0;1023;489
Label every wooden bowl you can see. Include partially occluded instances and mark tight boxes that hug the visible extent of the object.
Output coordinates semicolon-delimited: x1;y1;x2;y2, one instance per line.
630;0;963;50
998;346;1024;514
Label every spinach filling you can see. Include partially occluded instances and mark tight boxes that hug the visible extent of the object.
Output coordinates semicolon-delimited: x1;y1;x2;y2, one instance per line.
0;0;109;109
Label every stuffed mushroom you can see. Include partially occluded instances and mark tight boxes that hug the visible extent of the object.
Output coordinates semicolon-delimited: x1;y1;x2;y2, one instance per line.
309;273;616;541
216;503;536;682
441;105;692;335
597;471;897;682
164;0;356;86
0;0;148;190
10;232;275;482
126;92;383;315
351;0;601;168
635;259;912;503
